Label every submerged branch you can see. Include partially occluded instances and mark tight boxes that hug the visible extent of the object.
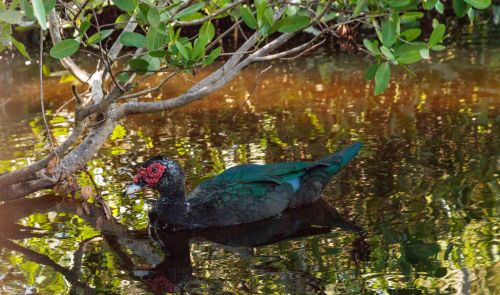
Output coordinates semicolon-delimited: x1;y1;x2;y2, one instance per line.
0;239;95;294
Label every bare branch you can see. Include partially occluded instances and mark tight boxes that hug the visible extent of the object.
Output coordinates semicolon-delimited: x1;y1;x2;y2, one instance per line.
254;34;326;61
171;0;195;15
73;0;92;21
121;71;179;100
118;32;295;116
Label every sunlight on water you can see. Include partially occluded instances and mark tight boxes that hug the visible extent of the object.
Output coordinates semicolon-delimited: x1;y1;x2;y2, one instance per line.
0;27;499;294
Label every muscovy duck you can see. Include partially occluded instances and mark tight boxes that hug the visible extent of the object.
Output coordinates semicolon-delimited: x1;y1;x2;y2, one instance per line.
123;142;362;231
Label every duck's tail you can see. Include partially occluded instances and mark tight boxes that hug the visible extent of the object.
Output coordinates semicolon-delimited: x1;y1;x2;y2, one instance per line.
320;142;363;175
289;142;362;208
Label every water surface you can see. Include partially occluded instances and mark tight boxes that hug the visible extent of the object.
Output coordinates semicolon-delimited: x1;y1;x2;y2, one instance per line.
0;27;499;294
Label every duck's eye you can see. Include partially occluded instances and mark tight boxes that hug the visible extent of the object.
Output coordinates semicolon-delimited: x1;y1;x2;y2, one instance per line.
151;167;158;173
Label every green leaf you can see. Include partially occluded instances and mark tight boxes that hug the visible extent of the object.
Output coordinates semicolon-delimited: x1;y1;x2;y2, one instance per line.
352;0;367;17
467;7;475;21
117;72;130;83
43;0;56;14
192;37;206;60
420;48;430;59
401;11;424;22
204;46;221;65
239;6;257;30
31;0;47;30
113;0;136;12
10;36;30;60
432;18;439;28
365;63;378;81
20;0;34;20
380;46;395;61
146;27;167;51
264;6;274;25
255;0;267;25
464;0;490;9
128;58;149;74
146;55;161;72
453;0;467;16
394;43;425;64
50;39;80;59
0;10;23;24
374;62;391;95
199;21;215;42
115;13;130;29
150;50;166;57
87;29;113;45
431;44;446;51
147;8;161;29
276;16;311;33
423;0;438;10
381;18;397;47
435;1;444;14
175;2;206;19
388;0;411;8
175;40;190;60
401;28;421;41
119;32;146;48
180;11;204;21
363;39;380;55
429;23;445;47
79;20;91;37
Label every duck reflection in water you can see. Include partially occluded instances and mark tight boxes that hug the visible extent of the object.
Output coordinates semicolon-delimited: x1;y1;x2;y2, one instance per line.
138;199;369;294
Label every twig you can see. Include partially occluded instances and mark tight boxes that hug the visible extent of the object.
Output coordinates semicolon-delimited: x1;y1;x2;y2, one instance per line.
72;85;83;104
281;39;326;60
206;20;243;51
39;28;60;166
120;71;179;100
73;0;92;20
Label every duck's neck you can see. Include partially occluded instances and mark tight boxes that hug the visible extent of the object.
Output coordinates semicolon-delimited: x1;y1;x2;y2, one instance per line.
153;184;190;229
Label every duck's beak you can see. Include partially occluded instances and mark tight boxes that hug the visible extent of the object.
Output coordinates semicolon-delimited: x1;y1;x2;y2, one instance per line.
122;181;146;196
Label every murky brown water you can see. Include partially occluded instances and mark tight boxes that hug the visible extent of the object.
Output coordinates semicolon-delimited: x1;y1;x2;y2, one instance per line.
0;25;499;294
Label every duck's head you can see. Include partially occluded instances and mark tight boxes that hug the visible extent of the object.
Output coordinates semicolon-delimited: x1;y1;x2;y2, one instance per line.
123;155;185;196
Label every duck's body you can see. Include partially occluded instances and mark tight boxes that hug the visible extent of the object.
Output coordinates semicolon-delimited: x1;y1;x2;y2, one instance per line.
124;142;362;231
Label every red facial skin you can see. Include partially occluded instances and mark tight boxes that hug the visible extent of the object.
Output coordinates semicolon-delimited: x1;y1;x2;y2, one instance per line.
133;162;167;187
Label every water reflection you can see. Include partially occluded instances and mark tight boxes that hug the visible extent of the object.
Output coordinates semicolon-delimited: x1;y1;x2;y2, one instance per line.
0;26;499;294
144;200;367;294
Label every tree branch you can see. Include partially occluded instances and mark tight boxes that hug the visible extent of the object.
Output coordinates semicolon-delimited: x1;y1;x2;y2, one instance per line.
117;32;294;116
0;122;86;188
120;71;179;100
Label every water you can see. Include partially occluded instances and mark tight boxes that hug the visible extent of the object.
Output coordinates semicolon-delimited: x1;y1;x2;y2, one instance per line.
0;27;499;294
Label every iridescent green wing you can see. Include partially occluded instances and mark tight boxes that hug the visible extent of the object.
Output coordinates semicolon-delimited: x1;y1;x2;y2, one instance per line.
186;162;326;207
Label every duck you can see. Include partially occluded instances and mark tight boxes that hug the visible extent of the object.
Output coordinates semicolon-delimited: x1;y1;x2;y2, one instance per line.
123;142;362;231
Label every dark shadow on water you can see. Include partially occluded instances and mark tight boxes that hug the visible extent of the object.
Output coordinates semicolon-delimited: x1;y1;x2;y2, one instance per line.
142;199;369;293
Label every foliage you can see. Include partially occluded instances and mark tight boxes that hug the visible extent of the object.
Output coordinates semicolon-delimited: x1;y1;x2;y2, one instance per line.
0;0;493;95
